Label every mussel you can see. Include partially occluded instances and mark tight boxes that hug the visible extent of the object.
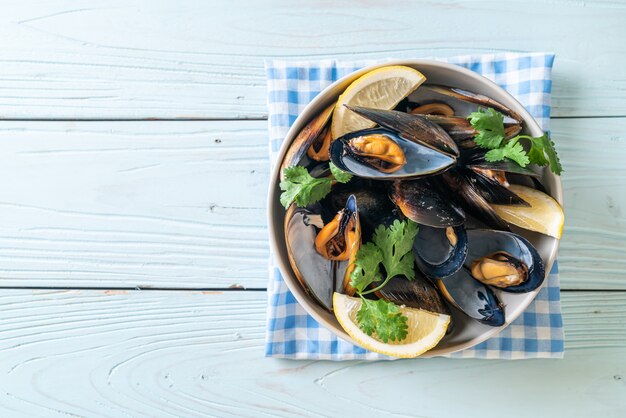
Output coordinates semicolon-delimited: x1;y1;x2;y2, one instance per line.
307;125;333;162
439;147;544;230
330;128;456;180
418;115;523;145
471;252;528;288
284;195;360;310
329;106;459;179
410;102;454;117
347;105;459;157
465;229;545;293
440;168;512;231
414;225;468;279
375;275;450;315
436;268;505;327
344;131;407;173
324;182;401;241
408;85;523;123
407;85;523;143
456;167;529;207
459;148;540;178
315;204;357;262
280;102;334;179
391;178;465;228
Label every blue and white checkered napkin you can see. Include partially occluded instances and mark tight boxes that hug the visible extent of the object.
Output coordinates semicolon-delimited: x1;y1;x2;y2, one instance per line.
265;53;564;360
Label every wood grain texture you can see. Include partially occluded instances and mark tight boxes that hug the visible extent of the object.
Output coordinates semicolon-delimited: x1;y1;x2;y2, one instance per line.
558;117;626;289
0;121;269;288
0;289;622;418
0;118;623;289
0;0;624;119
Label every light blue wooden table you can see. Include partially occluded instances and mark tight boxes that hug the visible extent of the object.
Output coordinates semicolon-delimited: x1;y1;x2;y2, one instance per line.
0;1;624;417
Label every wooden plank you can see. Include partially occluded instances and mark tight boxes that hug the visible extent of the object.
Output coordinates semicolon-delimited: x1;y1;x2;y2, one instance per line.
557;117;626;289
0;0;624;119
0;289;623;418
0;121;269;288
0;118;623;289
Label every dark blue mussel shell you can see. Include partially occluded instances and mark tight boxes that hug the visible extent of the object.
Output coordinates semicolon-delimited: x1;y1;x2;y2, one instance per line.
330;128;456;180
436;269;505;327
376;274;450;316
346;105;460;156
391;178;465;228
465;229;545;293
414;225;468;280
323;181;401;241
284;195;359;311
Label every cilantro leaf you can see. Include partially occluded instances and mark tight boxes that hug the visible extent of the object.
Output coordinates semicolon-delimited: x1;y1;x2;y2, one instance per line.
521;133;563;175
329;162;353;184
279;166;332;208
526;134;549;166
469;108;563;175
356;298;408;343
372;219;418;281
544;135;563;175
485;139;530;167
356;298;378;336
280;163;353;209
349;220;417;342
350;243;383;294
351;219;418;299
468;108;506;149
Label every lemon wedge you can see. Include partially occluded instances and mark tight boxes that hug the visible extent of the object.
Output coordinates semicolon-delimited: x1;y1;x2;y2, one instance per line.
492;184;564;239
332;293;450;358
331;66;426;139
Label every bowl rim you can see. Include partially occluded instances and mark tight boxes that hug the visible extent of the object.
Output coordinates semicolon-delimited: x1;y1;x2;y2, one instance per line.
266;59;563;357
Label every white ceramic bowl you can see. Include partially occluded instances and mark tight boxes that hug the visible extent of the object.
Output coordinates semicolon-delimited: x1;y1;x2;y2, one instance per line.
267;60;563;357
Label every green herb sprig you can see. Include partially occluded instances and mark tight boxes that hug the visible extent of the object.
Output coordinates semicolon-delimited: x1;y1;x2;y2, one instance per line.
279;162;352;209
468;108;563;175
349;219;419;343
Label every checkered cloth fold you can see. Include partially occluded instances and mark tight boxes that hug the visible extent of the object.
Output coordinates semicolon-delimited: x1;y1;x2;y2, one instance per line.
265;53;564;360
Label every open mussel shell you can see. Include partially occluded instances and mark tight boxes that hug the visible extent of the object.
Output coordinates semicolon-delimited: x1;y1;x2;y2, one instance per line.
440;168;510;231
436;269;505;327
408;85;523;124
420;115;477;141
280;102;335;180
453;148;544;207
337;194;361;296
391;178;465;228
346;105;459;157
414;225;468;280
375;275;450;316
307;123;333;162
324;182;401;241
284;195;360;310
421;115;522;144
284;204;334;310
462;167;529;206
465;229;545;293
330;127;456;180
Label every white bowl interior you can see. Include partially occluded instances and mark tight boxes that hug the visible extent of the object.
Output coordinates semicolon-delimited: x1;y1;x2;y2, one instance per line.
267;60;563;357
